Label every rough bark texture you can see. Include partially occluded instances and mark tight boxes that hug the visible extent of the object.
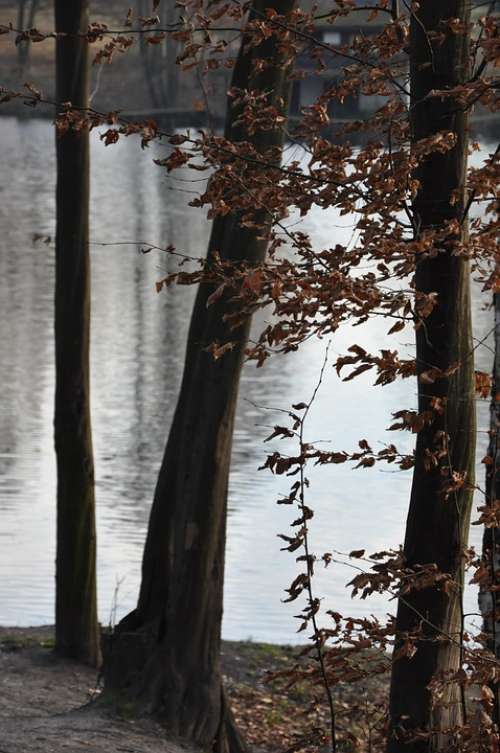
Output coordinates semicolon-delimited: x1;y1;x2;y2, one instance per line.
387;2;474;751
54;0;100;667
103;2;295;751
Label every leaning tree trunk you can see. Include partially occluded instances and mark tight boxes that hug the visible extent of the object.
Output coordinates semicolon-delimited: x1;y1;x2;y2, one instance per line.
387;2;473;752
103;1;295;751
54;0;100;667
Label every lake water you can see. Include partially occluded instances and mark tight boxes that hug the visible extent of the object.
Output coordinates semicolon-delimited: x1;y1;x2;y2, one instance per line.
0;115;495;642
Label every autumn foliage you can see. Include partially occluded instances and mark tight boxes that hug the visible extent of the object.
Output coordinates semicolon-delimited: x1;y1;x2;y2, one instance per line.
1;0;500;751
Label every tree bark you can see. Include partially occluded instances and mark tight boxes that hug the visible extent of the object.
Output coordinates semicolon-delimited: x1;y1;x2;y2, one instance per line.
102;2;295;750
387;2;473;751
54;0;100;667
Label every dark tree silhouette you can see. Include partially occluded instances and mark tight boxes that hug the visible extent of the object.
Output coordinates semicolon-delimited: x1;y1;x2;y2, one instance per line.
387;1;474;750
54;0;100;667
103;1;295;749
480;290;500;725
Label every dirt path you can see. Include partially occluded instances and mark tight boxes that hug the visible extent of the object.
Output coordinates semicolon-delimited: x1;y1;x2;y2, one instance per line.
0;627;186;753
0;626;387;752
0;627;302;753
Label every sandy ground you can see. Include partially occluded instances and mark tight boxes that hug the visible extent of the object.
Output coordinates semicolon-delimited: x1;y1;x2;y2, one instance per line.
0;627;188;753
0;627;307;753
0;626;389;752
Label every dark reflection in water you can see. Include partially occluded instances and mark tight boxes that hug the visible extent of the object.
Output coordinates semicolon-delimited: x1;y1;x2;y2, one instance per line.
0;116;495;641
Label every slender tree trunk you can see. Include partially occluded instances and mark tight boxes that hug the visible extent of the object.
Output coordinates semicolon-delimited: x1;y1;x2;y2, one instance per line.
16;0;26;68
163;0;179;108
387;2;473;751
17;0;39;70
103;2;295;749
26;0;38;28
137;0;161;109
54;0;100;667
479;292;500;724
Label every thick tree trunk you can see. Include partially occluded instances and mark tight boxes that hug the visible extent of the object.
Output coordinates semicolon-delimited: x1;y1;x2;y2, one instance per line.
54;0;100;667
103;2;294;750
387;2;473;751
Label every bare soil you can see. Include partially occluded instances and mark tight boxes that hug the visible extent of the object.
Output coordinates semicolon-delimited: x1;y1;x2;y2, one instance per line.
0;626;389;752
0;627;306;753
0;627;189;753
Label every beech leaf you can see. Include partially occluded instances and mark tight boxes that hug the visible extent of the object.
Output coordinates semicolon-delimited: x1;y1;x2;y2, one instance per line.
349;549;366;559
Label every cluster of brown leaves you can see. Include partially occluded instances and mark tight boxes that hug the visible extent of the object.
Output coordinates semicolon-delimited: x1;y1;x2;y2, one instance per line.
226;641;388;753
1;1;499;750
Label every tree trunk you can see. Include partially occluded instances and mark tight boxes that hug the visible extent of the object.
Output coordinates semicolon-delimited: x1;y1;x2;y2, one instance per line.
17;0;39;70
479;291;500;725
387;2;473;751
137;0;161;110
163;0;179;108
102;2;294;750
54;0;100;667
16;0;26;68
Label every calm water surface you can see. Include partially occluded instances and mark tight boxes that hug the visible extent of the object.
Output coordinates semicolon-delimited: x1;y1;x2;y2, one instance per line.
0;116;495;642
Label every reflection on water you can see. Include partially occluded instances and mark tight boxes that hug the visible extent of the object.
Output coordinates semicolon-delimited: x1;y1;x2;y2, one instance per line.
0;116;495;641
